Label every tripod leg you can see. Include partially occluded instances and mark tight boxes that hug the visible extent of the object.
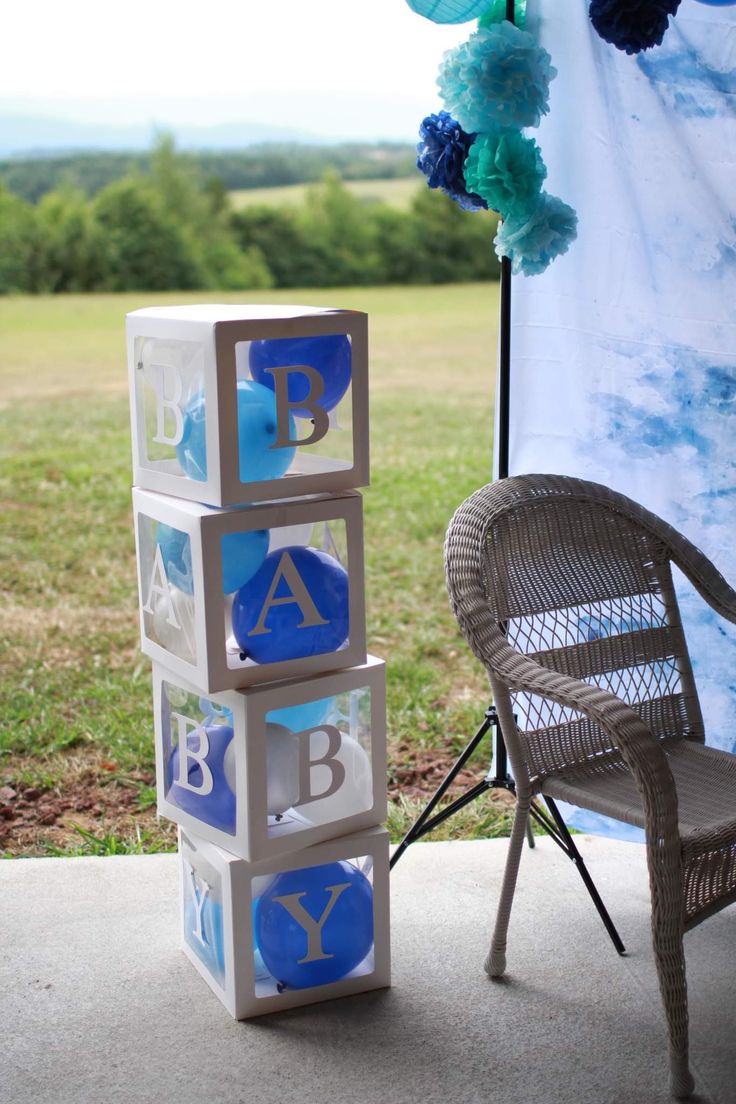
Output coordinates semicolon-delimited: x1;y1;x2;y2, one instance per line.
390;710;494;869
543;796;625;956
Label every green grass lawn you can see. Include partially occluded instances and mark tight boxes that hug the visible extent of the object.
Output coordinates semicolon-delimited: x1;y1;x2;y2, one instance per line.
0;282;515;856
230;177;422;211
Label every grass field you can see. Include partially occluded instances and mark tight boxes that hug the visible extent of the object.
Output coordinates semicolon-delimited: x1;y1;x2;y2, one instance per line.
230;177;422;212
0;282;515;857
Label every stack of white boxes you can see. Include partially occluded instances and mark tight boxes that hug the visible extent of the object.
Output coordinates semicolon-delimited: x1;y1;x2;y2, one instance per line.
126;305;390;1017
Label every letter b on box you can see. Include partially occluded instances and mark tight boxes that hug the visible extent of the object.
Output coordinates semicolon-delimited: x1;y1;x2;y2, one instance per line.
127;305;369;508
154;657;387;861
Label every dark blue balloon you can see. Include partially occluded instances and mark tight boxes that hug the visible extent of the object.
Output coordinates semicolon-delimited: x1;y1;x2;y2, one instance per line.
255;860;373;989
249;335;352;417
221;529;269;594
176;381;296;485
167;724;236;834
232;546;349;664
156;523;194;594
694;0;736;5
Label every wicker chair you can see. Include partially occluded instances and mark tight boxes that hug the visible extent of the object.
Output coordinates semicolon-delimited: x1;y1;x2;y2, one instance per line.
445;473;736;1099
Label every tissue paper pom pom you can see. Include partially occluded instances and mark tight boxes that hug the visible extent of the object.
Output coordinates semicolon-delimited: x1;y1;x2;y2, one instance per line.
589;0;681;54
416;111;488;211
437;23;557;133
463;129;546;216
495;192;578;276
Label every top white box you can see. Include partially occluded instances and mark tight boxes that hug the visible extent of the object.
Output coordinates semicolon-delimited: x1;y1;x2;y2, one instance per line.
127;304;369;507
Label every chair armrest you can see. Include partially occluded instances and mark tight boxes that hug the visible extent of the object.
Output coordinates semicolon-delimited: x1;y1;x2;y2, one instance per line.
489;633;677;823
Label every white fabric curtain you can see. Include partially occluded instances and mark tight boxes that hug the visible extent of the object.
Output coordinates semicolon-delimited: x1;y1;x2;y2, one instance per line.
507;0;736;838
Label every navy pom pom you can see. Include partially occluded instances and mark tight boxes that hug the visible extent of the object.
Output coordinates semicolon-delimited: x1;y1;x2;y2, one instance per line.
416;111;488;211
589;0;681;54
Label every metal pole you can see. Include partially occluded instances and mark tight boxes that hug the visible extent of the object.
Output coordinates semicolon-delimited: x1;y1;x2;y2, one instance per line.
497;0;515;481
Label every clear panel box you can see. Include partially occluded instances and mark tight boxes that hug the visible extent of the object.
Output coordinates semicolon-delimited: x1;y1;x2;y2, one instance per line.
153;657;387;861
179;826;390;1018
133;487;366;692
127;304;369;507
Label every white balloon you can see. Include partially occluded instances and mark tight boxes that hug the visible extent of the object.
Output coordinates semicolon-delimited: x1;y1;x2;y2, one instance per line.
149;586;197;664
223;738;237;795
265;722;301;817
268;522;314;551
298;732;373;826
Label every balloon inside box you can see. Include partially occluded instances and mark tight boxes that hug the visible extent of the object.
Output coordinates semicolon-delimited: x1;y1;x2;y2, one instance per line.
179;826;390;1019
133;486;367;693
154;657;387;863
127;305;369;508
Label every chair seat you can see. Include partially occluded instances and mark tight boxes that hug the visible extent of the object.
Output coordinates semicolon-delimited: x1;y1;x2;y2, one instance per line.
541;738;736;851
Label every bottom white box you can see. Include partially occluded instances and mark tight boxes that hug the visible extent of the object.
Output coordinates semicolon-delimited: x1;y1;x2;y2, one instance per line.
179;825;390;1018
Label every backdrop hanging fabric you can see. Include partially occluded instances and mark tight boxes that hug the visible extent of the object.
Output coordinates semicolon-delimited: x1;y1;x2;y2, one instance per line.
506;0;736;840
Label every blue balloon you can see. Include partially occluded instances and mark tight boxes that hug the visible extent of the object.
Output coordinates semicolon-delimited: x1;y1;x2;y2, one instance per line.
184;896;226;984
694;0;736;5
221;529;269;594
176;381;296;485
255;860;373;989
249;334;352;417
232;546;349;664
267;696;335;732
167;724;236;834
156;523;194;594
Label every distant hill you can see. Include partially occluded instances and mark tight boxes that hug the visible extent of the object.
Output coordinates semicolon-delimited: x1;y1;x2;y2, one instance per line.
0;142;417;204
0;114;329;158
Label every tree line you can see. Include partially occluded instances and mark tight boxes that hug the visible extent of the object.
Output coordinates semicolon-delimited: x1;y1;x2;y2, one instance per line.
1;142;417;204
0;137;500;294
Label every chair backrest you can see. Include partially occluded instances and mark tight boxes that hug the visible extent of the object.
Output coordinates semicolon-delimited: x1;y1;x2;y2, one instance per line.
445;475;705;787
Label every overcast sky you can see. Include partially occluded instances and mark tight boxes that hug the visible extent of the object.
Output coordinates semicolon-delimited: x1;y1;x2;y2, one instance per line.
2;0;470;141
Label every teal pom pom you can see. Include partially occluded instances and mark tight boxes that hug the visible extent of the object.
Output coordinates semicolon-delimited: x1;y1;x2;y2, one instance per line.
463;129;546;216
495;192;578;276
437;23;556;133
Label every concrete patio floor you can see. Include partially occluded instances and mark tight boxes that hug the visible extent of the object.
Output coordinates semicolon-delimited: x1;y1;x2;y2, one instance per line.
3;836;735;1104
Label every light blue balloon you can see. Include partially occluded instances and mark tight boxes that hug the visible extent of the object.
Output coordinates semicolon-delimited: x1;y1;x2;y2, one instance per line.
221;529;269;594
405;0;493;22
176;381;297;485
184;896;226;984
156;523;194;594
267;696;335;732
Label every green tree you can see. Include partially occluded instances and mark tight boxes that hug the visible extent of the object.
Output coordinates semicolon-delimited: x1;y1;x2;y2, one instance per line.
298;171;382;286
231;206;331;288
35;185;107;292
411;188;500;283
93;178;206;291
0;185;42;293
146;133;272;289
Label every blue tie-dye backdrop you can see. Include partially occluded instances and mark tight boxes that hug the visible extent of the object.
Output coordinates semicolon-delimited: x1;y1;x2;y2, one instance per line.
507;1;736;841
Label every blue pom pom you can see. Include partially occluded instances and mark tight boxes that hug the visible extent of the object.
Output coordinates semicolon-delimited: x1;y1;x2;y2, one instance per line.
416;111;488;211
589;0;681;54
437;23;557;133
495;192;578;277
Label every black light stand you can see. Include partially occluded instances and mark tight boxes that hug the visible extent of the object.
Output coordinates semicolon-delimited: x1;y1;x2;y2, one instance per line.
390;0;625;957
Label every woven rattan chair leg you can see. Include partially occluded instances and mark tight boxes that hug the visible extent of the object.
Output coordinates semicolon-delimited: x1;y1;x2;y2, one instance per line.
484;800;530;977
651;927;694;1098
